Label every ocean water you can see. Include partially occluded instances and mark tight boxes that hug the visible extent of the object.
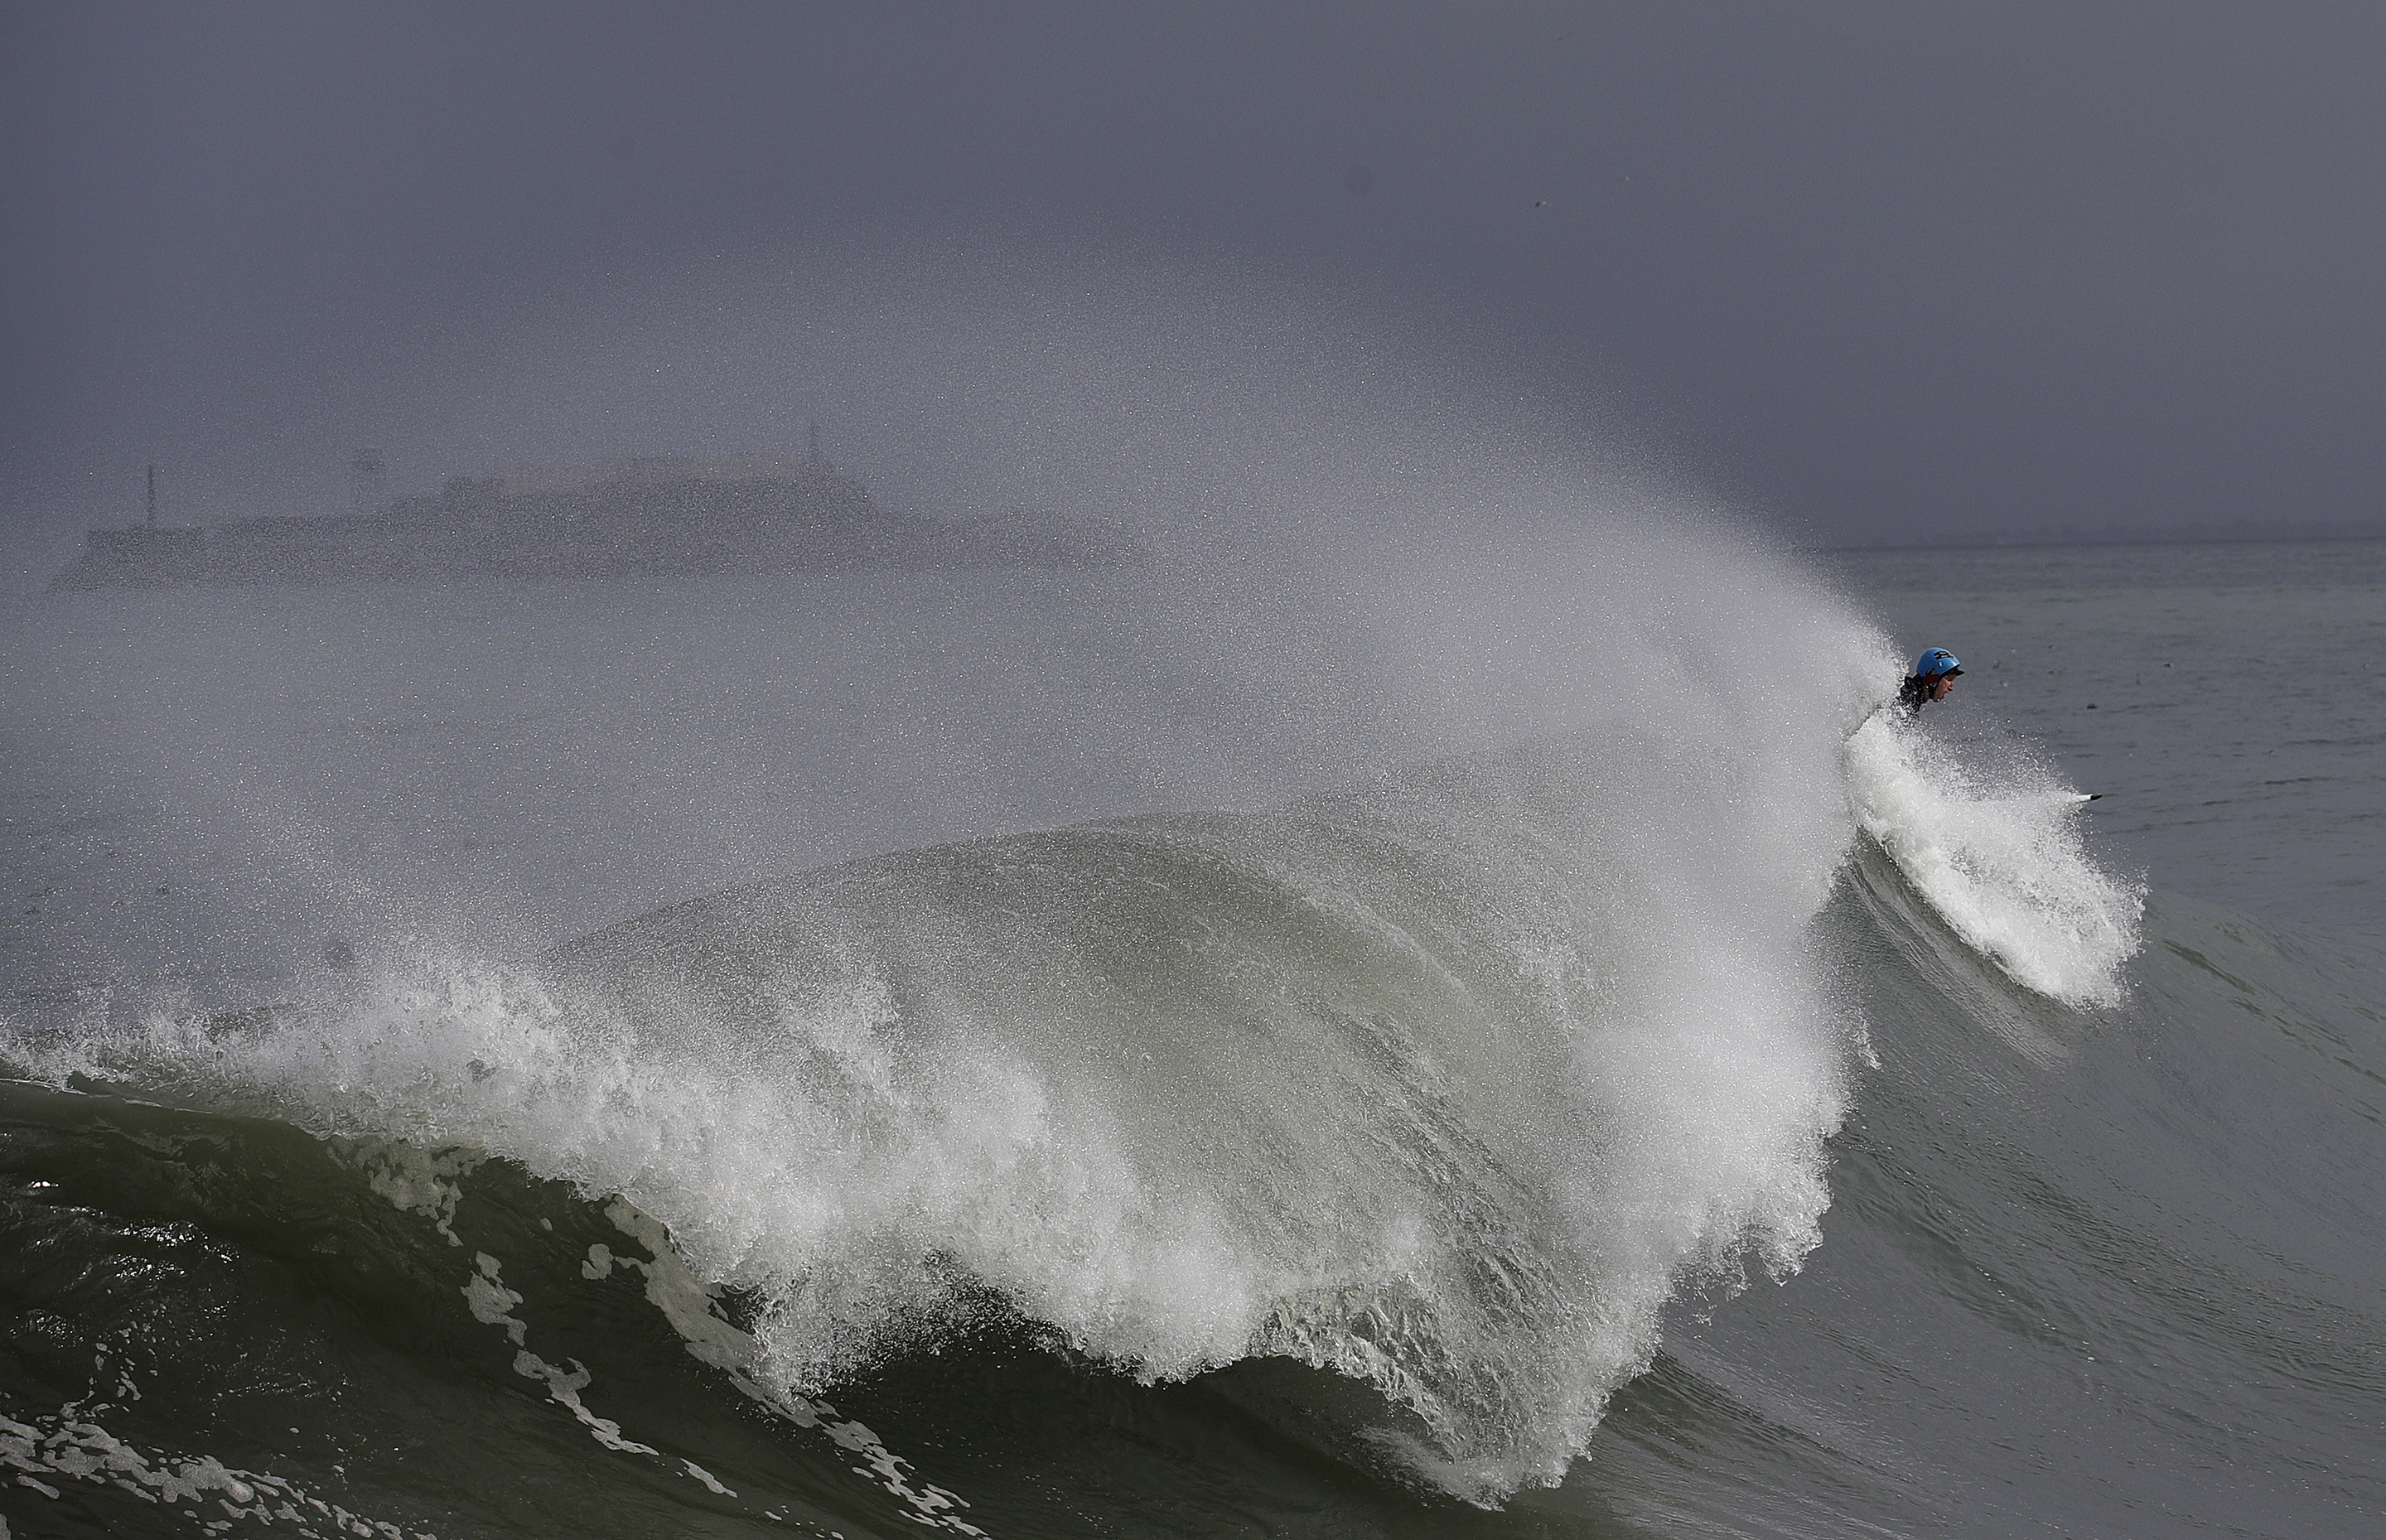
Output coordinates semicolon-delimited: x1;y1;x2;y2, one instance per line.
2;533;2380;1539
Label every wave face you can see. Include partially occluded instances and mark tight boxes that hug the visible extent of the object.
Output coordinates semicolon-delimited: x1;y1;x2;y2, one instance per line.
17;717;1888;1504
16;533;2370;1540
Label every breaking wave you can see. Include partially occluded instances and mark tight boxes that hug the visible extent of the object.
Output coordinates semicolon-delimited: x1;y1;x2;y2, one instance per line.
5;567;2144;1513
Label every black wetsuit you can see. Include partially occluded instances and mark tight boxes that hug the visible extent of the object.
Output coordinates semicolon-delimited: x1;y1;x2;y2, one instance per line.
1894;673;1934;717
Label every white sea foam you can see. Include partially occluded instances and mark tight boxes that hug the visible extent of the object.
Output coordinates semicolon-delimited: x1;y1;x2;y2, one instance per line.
1844;712;2142;1006
0;1402;438;1540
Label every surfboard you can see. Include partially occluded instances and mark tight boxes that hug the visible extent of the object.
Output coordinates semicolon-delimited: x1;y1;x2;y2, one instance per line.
1979;790;2102;808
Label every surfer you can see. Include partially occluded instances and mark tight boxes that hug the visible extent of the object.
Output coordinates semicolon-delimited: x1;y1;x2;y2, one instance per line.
1894;648;1963;717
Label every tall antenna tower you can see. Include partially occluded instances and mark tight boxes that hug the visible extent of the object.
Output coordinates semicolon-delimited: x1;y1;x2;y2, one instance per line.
145;465;157;528
350;448;389;515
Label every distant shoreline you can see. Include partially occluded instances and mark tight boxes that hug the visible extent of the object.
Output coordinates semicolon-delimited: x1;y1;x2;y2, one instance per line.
46;455;1143;592
1820;527;2386;554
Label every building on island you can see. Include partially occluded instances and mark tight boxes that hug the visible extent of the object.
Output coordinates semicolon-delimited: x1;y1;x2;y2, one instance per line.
51;440;1141;591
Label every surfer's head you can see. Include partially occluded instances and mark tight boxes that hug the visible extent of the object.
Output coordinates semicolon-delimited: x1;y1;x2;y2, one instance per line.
1910;648;1963;702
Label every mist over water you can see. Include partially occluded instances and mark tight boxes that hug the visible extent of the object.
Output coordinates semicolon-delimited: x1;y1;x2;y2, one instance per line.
12;269;2374;1540
2;254;1808;987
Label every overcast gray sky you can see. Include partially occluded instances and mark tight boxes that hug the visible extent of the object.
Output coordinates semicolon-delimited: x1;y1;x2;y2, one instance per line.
7;0;2384;552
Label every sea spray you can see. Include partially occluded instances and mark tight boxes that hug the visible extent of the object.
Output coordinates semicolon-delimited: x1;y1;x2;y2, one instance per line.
1844;712;2142;1006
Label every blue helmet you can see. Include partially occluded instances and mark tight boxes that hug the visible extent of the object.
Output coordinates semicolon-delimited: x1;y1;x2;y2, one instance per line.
1912;648;1963;679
